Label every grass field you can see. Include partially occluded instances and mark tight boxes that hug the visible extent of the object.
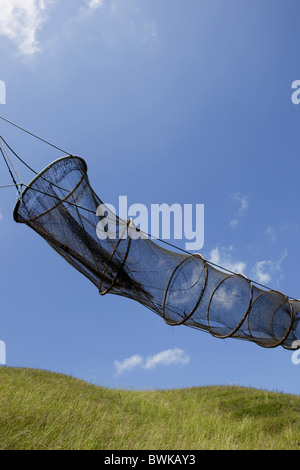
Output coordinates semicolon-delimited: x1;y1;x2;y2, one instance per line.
0;367;300;450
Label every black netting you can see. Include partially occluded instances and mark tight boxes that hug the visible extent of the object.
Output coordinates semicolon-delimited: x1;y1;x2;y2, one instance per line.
13;156;300;350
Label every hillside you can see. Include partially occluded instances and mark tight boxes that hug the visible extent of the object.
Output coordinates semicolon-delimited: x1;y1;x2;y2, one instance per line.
0;367;300;450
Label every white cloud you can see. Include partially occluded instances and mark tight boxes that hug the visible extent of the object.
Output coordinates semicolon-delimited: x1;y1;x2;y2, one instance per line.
87;0;103;10
208;245;288;289
114;348;190;376
265;226;276;242
230;192;249;228
208;245;246;275
232;192;249;214
0;0;52;55
0;210;3;221
252;260;272;284
212;285;240;310
252;249;288;286
230;219;239;229
0;1;157;56
143;348;190;370
114;354;143;377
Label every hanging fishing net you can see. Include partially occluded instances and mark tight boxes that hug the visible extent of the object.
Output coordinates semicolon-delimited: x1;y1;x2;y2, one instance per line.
13;155;300;350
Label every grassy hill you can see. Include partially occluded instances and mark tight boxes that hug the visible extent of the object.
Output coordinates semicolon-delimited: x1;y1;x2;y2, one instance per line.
0;367;300;450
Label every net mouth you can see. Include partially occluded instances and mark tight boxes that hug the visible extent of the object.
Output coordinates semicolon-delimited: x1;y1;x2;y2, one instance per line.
13;155;87;223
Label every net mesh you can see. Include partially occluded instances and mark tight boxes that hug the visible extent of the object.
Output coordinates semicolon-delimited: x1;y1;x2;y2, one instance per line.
13;156;300;350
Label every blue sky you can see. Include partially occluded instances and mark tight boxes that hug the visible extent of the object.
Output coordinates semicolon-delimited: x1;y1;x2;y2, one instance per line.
1;0;300;394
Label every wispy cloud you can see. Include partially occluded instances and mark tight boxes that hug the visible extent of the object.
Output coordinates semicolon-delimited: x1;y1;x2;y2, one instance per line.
208;245;246;274
2;1;157;57
87;0;104;10
252;260;272;284
114;354;143;377
230;192;249;228
252;249;288;285
212;285;240;310
233;192;249;214
0;0;53;56
78;0;157;48
265;226;276;242
230;219;239;229
207;244;288;292
114;348;190;377
143;348;190;370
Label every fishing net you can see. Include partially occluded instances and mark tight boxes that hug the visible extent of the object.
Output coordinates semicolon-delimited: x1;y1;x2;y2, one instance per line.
13;156;300;350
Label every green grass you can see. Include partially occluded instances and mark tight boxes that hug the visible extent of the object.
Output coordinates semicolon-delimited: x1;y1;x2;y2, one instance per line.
0;367;300;450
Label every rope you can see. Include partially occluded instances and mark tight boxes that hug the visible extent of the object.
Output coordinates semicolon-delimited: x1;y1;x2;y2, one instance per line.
0;184;18;189
0;145;20;192
0;136;38;176
0;136;71;195
0;115;72;155
0;139;22;186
